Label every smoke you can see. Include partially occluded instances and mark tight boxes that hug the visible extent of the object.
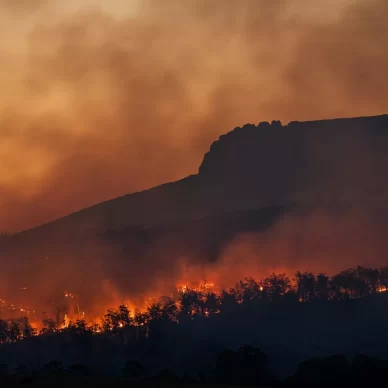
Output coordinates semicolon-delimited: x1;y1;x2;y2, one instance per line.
215;207;388;280
1;0;388;321
0;0;387;232
0;0;48;13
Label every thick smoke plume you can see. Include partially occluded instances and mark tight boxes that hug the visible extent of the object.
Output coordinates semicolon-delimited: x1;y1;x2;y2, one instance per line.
1;0;388;323
0;0;387;232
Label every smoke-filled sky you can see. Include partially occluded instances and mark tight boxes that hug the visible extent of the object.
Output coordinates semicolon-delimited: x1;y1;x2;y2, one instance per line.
0;0;387;232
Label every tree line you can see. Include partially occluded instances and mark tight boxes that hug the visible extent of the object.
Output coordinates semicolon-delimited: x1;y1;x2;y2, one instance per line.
1;265;388;344
38;265;388;335
1;265;388;385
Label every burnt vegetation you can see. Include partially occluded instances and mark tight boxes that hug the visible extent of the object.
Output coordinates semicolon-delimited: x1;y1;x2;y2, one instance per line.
2;265;388;385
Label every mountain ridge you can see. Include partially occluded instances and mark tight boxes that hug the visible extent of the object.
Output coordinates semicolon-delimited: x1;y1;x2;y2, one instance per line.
2;113;388;308
12;113;388;239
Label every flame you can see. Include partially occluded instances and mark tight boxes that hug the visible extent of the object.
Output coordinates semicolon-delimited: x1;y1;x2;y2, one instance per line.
177;281;218;294
2;267;388;338
62;314;69;329
1;277;244;333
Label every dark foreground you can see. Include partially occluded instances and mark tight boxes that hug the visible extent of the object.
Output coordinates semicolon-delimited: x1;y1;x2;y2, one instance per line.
0;376;245;387
0;352;387;387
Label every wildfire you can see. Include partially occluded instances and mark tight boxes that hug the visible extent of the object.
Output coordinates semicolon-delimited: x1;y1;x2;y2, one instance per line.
0;298;37;321
0;278;225;334
2;267;387;340
177;281;217;294
62;314;69;329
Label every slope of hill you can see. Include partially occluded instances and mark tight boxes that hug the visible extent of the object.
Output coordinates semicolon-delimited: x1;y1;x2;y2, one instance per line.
1;114;388;309
12;114;388;240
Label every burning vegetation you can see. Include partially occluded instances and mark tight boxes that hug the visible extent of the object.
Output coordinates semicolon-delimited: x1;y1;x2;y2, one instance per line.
0;265;388;344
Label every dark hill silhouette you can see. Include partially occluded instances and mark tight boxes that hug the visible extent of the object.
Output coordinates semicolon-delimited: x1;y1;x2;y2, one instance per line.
1;114;388;310
8;114;388;239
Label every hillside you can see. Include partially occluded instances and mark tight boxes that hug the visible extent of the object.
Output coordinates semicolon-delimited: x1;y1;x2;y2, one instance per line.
11;114;388;238
1;114;388;309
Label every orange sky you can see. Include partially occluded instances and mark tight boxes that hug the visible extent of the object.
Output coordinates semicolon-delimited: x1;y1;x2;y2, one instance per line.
0;0;387;232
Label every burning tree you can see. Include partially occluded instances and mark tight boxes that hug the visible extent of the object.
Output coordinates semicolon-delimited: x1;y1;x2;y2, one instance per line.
1;264;388;346
0;317;35;343
179;288;204;319
159;297;178;321
262;273;294;302
102;304;133;332
295;272;316;302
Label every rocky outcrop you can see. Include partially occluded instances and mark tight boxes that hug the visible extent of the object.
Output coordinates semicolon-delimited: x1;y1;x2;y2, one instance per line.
198;114;388;205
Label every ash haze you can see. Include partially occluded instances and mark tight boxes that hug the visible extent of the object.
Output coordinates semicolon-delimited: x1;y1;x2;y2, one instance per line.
0;0;387;232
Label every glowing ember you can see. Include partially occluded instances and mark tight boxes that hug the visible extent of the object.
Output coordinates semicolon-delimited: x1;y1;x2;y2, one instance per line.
177;281;218;294
1;267;388;339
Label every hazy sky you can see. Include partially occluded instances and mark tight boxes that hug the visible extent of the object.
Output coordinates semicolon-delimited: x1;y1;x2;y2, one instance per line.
0;0;387;232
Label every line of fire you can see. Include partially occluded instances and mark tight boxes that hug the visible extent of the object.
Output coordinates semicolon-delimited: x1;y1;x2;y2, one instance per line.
1;266;388;341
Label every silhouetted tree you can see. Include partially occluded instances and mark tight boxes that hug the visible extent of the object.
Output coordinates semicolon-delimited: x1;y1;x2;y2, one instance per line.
133;311;149;326
179;289;204;319
232;277;262;304
315;273;329;301
133;310;149;338
160;297;178;321
356;266;379;294
118;304;132;327
8;319;22;342
122;360;145;379
263;273;293;301
90;322;102;333
67;319;90;336
18;317;35;338
289;354;349;386
204;292;221;316
330;269;368;299
216;345;272;386
147;303;164;321
102;308;123;332
296;271;316;302
378;266;388;290
41;318;57;334
351;354;388;385
219;290;238;313
0;320;9;344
